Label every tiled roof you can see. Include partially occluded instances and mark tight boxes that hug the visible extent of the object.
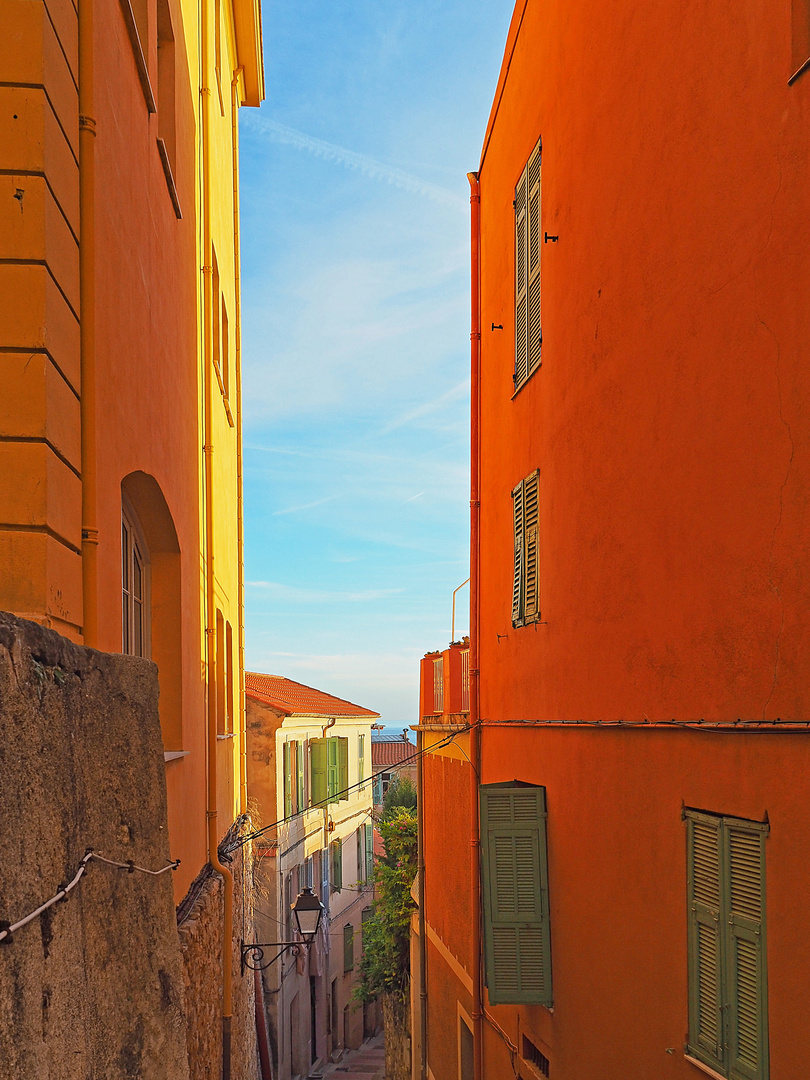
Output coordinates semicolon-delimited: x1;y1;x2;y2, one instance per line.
372;739;415;766
371;731;412;742
245;672;380;719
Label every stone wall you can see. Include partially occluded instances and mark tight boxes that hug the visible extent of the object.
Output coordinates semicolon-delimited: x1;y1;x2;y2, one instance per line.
0;612;189;1079
178;825;261;1080
382;992;411;1080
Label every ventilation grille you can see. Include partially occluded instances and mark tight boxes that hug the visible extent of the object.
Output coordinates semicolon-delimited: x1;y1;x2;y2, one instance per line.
522;1035;550;1077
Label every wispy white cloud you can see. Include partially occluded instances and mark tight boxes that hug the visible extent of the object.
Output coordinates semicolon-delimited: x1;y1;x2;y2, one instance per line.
378;379;470;436
272;494;339;517
246;581;404;604
404;492;425;503
243;115;468;214
244;648;427;720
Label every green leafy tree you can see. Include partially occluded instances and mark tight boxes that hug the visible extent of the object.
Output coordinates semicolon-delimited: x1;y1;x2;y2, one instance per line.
355;807;417;1003
382;774;417;818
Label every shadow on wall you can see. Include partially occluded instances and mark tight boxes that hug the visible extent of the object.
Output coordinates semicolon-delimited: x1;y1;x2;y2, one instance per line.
122;471;183;752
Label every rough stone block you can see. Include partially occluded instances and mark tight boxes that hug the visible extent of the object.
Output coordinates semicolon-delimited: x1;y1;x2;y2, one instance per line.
0;612;190;1079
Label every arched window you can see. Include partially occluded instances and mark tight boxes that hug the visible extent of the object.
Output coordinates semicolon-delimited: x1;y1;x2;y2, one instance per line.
121;472;182;752
122;494;150;658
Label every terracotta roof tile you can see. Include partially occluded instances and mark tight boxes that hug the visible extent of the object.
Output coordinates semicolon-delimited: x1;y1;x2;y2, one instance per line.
245;672;380;719
372;740;415;766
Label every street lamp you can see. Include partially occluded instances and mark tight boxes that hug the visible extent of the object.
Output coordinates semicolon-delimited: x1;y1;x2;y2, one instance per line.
240;888;325;974
292;887;323;942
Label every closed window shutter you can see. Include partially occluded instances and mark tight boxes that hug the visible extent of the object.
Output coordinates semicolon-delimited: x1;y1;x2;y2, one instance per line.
338;736;349;801
687;813;725;1073
527;142;542;376
297;740;305;813
511;481;525;626
365;823;374;880
310;738;327;806
523;470;540;621
331;839;343;892
290;740;298;814
344;923;354;971
283;742;293;818
686;812;769;1080
514;168;529;390
327;736;339;803
480;784;552;1006
361;905;372;948
726;824;768;1080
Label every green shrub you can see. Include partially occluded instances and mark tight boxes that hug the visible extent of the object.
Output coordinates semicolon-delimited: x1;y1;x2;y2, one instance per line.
354;807;417;1003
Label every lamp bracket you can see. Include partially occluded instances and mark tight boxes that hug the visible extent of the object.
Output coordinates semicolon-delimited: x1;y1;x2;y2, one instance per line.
240;939;312;976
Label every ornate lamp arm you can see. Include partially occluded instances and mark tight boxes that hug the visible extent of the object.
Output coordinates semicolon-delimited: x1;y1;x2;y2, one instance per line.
240;938;309;975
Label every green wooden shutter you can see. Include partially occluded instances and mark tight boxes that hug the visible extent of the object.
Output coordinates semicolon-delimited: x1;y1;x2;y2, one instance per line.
327;736;339;803
527;140;542;376
511;481;525;626
523;470;540;622
365;823;374;880
514;167;528;389
310;738;327;806
361;905;373;949
283;741;293;818
480;783;552;1005
331;838;343;892
725;822;768;1080
338;736;349;801
297;740;305;813
686;812;725;1073
344;923;354;971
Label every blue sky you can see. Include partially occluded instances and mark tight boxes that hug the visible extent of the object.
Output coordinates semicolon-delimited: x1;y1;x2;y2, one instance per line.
239;1;513;724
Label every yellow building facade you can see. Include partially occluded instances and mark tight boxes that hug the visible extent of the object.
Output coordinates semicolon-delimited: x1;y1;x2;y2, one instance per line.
1;0;263;1071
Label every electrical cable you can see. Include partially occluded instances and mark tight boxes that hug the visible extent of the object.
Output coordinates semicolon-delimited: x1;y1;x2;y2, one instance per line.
490;718;810;732
0;850;179;944
225;724;473;852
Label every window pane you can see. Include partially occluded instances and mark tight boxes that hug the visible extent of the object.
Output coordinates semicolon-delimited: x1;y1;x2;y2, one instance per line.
134;599;143;656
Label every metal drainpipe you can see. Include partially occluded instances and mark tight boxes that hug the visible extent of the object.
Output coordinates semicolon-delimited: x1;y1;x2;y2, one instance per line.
231;65;247;816
467;171;483;1080
202;3;234;1074
78;0;98;646
417;725;428;1080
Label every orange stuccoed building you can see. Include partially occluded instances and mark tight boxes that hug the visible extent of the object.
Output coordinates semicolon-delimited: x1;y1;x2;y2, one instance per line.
415;4;810;1080
1;0;263;1071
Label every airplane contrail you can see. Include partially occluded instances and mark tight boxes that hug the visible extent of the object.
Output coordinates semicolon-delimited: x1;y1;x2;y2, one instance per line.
243;115;468;214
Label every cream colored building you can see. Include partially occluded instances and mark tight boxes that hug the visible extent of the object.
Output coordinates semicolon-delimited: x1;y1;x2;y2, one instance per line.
246;673;379;1079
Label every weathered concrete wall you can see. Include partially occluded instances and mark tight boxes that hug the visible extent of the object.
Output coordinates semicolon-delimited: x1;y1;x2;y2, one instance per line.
178;826;260;1080
0;612;189;1079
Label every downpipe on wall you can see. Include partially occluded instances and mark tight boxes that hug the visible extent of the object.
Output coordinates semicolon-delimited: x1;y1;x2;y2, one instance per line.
467;170;483;1080
231;65;248;818
79;0;98;645
202;3;234;1075
417;726;428;1080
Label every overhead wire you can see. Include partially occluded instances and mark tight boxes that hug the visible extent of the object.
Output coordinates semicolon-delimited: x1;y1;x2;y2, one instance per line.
0;850;179;944
225;723;473;852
